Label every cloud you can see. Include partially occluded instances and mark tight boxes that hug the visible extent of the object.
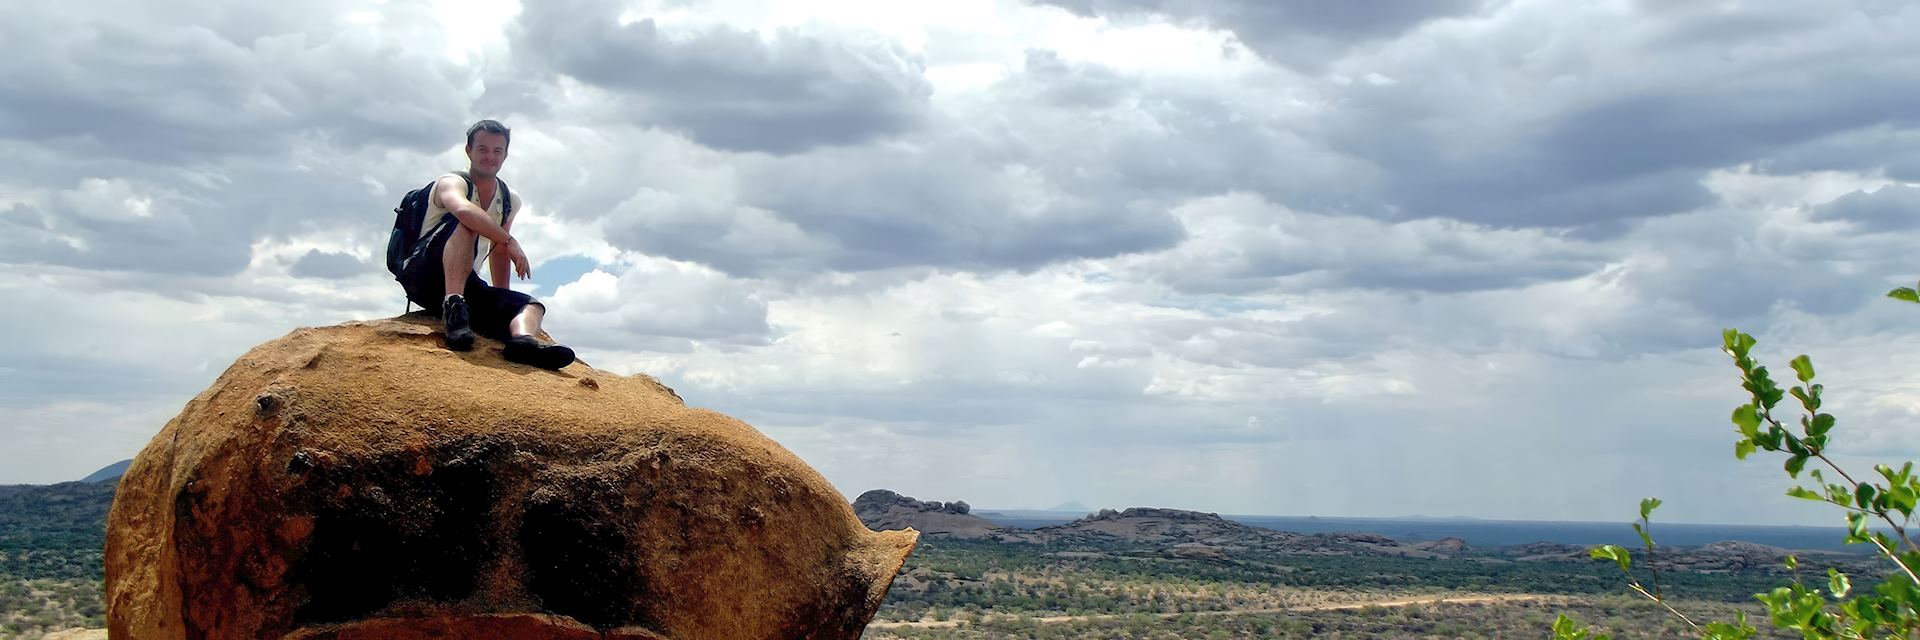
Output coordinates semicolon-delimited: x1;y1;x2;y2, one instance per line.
0;0;476;163
1810;184;1920;234
578;50;1194;277
1118;193;1610;295
545;257;774;348
0;178;252;276
1308;0;1920;230
290;249;370;279
1027;0;1490;69
729;139;1189;274
507;0;933;153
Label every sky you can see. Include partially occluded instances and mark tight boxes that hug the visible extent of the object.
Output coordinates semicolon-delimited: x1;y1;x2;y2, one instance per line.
2;0;1918;527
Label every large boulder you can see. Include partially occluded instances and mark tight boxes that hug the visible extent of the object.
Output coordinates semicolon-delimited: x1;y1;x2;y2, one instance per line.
105;315;916;639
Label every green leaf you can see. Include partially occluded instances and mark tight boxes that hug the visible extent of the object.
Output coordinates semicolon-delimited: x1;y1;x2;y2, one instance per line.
1789;355;1814;382
1784;555;1798;571
1829;568;1851;598
1761;428;1785;451
1722;329;1758;358
1591;544;1631;573
1633;522;1653;549
1735;439;1757;460
1855;484;1877;510
1639;497;1662;520
1890;287;1920;303
1732;405;1761;438
1553;614;1605;640
1786;486;1823;501
1703;613;1756;640
1785;454;1808;478
1889;484;1918;516
1847;512;1868;543
1552;613;1578;638
1809;414;1835;438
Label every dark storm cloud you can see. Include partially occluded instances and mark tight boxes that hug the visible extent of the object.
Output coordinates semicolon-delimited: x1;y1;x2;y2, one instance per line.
1812;185;1920;234
1305;1;1920;231
0;0;474;163
594;50;1186;277
1028;0;1492;68
0;154;437;278
508;0;933;153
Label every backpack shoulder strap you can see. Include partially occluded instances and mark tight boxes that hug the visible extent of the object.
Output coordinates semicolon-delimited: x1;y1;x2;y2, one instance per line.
448;170;477;204
498;178;513;220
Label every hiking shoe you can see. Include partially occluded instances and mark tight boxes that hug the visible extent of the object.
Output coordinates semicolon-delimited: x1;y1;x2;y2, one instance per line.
504;335;575;370
442;295;476;352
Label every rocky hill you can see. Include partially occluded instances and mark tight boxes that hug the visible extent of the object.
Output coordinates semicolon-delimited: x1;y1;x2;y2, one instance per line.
859;496;1870;573
854;490;1037;542
853;498;1485;559
0;481;115;551
1035;508;1295;546
1026;508;1477;559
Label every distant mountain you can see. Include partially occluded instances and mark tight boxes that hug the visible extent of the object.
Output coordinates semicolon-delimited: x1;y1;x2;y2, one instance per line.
1037;508;1288;546
1029;507;1466;560
1048;500;1089;513
80;459;133;484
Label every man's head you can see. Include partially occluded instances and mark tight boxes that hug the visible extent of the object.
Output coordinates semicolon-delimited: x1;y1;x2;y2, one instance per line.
464;119;510;179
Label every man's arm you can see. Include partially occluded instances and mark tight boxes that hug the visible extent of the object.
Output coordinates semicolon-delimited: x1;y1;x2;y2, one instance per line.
489;210;515;289
433;177;511;244
435;177;530;282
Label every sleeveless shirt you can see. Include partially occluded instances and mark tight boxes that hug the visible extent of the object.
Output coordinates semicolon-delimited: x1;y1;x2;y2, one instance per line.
422;172;524;271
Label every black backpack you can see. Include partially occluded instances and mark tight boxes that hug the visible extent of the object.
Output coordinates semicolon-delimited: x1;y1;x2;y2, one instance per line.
385;171;512;277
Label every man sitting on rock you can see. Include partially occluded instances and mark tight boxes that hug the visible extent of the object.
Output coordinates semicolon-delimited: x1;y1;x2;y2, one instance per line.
396;119;575;370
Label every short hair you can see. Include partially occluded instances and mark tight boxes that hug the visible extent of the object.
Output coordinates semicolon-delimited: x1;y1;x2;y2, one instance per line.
465;119;510;149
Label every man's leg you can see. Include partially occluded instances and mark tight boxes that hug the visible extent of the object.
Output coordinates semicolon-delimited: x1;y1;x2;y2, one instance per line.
502;303;575;370
437;224;480;351
440;224;478;301
462;279;575;370
509;302;546;338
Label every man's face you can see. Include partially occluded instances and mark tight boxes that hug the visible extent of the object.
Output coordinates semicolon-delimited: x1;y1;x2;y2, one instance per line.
467;131;508;176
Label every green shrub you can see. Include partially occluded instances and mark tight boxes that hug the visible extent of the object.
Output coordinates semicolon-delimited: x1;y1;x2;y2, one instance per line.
1554;282;1920;639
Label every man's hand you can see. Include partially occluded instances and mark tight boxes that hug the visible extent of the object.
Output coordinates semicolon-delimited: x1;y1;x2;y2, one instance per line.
505;238;531;280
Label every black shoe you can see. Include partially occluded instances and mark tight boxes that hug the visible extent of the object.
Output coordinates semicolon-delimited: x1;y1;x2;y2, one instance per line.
442;295;476;352
504;335;575;370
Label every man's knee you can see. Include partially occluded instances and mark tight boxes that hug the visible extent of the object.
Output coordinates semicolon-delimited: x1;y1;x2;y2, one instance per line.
441;225;475;265
447;224;476;250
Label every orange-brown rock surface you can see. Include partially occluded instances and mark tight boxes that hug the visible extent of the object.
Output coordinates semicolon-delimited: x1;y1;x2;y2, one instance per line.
105;315;917;639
